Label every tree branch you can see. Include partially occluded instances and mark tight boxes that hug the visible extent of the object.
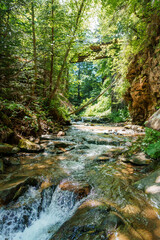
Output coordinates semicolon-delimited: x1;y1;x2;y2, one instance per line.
68;79;116;115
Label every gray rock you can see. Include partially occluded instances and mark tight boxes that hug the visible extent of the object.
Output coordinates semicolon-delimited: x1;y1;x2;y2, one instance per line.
122;152;152;165
0;176;38;205
145;109;160;132
50;199;123;240
11;147;20;154
0;159;4;173
54;141;76;148
0;144;14;154
4;157;21;165
40;135;56;140
134;168;160;207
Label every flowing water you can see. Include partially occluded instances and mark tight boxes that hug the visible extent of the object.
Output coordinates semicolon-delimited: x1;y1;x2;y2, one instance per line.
0;123;160;240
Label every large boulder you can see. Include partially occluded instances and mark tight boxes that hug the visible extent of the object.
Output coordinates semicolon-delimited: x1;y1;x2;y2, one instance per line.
134;168;160;207
0;144;14;154
59;180;91;200
50;199;123;240
121;152;152;166
0;176;38;205
19;138;44;153
145;109;160;132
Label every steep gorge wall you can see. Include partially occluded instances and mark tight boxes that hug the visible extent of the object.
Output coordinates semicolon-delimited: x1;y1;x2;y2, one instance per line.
125;36;160;125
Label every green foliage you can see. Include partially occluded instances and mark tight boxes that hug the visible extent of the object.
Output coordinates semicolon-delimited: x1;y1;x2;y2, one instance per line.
145;141;160;159
82;95;111;117
50;96;69;122
142;128;160;159
107;109;129;123
69;62;102;106
97;0;160;99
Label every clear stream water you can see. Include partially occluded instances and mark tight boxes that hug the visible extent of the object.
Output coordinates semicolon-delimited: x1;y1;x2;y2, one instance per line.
0;123;160;240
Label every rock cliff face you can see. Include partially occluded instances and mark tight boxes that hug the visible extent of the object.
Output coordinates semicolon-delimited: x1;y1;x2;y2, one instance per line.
125;36;160;125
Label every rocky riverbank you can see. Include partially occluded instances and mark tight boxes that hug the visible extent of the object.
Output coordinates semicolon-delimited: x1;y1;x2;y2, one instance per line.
0;121;160;240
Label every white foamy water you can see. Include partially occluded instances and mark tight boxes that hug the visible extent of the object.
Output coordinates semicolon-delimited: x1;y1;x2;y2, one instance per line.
0;186;83;240
0;124;127;240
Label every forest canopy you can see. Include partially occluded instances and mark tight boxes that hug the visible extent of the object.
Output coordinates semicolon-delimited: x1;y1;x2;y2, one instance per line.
0;0;160;139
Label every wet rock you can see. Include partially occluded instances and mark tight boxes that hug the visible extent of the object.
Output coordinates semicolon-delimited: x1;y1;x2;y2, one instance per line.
145;109;160;132
54;141;75;148
59;180;91;200
29;136;35;142
0;143;14;154
51;199;123;240
0;176;38;205
75;145;90;150
12;147;20;154
51;141;76;154
19;138;44;153
39;184;56;213
124;124;144;132
94;148;125;163
3;157;21;166
134;168;160;207
40;179;54;190
0;159;4;173
57;131;65;137
122;152;152;166
40;134;56;140
86;138;121;146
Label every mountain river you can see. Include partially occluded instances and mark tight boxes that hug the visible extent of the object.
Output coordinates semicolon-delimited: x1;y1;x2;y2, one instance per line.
0;122;160;240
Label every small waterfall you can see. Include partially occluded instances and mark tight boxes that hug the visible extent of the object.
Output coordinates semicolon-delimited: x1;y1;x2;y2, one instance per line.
0;185;84;240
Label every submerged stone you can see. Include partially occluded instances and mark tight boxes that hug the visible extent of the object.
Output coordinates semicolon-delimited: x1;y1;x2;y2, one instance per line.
54;141;76;148
3;156;21;165
59;180;91;200
51;199;123;240
134;168;160;207
122;152;152;166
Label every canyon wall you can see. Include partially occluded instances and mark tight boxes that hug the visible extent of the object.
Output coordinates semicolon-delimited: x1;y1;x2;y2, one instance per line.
125;36;160;125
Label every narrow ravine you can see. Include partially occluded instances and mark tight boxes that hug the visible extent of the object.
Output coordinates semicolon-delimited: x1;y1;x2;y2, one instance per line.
0;122;160;240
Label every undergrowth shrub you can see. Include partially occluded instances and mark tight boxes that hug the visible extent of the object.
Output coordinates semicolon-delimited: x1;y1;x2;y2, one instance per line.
142;128;160;159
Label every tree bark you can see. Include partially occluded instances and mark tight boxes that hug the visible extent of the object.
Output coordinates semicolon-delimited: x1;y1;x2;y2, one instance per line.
77;62;81;103
31;1;38;96
49;0;54;94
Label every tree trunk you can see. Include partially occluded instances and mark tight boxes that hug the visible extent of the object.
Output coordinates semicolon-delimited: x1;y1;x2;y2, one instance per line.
50;0;87;99
77;62;81;104
69;79;117;116
49;0;54;94
43;58;47;97
31;1;37;96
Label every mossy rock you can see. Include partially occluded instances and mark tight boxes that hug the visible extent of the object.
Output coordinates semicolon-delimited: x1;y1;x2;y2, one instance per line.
0;159;4;173
0;143;14;154
19;138;44;153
